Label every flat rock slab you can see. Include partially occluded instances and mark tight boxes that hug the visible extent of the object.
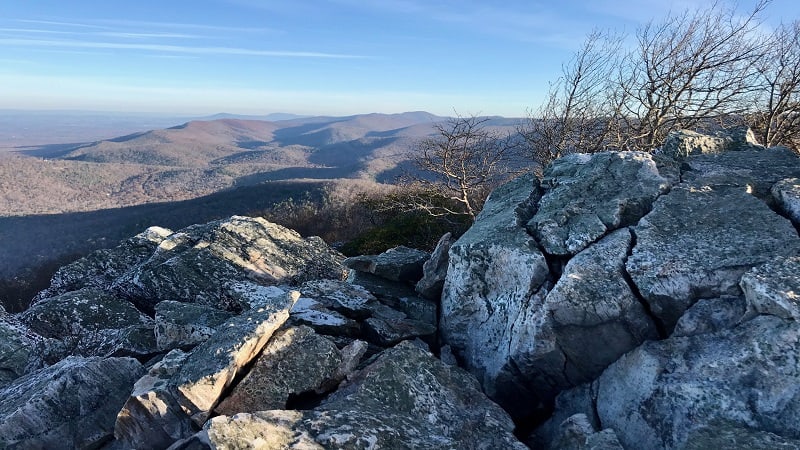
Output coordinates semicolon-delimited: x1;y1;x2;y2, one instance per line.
299;279;377;320
20;287;156;357
527;151;671;255
289;297;361;337
741;256;800;320
113;216;346;313
198;342;526;449
627;186;800;331
215;326;342;415
344;246;430;283
0;356;143;449
681;148;800;200
772;178;800;224
154;300;235;351
595;315;800;450
170;291;297;425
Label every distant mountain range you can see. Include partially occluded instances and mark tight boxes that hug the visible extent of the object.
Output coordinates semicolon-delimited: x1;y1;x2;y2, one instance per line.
0;111;522;308
2;111;521;218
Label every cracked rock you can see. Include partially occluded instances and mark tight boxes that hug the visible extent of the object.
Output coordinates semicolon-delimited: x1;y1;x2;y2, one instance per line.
527;151;671;256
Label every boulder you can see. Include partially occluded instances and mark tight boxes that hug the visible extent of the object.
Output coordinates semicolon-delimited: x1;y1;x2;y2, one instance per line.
113;216;346;313
288;296;361;337
550;414;624;450
595;315;800;449
215;326;342;415
545;228;659;385
363;316;436;347
0;356;143;449
440;174;553;417
671;296;746;337
681;147;800;200
114;350;195;449
740;256;800;321
20;287;157;357
171;290;297;425
0;307;44;387
32;226;172;302
154;301;235;351
415;232;453;299
344;246;430;283
197;342;526;449
659;127;761;159
627;186;800;331
299;279;377;320
527;152;671;255
772;178;800;224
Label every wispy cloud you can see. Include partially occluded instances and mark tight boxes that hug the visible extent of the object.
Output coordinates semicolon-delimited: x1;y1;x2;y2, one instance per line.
16;19;109;30
0;37;365;59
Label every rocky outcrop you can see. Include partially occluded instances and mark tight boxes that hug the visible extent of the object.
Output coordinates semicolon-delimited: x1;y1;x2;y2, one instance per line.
545;228;659;384
344;246;430;283
440;173;553;415
772;177;800;224
4;127;800;449
171;290;297;425
31;226;172;303
0;356;143;449
660;127;762;158
112;216;346;313
595;314;800;450
415;232;452;299
214;326;343;415
154;301;234;351
681;147;800;200
114;350;194;449
20;287;156;357
527;152;670;256
740;256;800;321
193;342;525;450
627;186;800;330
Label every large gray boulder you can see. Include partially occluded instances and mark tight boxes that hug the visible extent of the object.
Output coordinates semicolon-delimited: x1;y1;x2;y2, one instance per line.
196;342;526;449
215;326;342;415
527;152;671;256
32;226;172;302
440;174;553;416
772;178;800;224
0;356;143;449
681;147;800;200
113;216;346;313
545;228;659;385
595;315;800;450
20;287;157;358
740;256;800;321
171;290;297;425
627;186;800;331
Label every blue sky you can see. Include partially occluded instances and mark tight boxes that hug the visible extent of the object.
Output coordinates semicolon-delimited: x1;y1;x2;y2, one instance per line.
0;0;797;117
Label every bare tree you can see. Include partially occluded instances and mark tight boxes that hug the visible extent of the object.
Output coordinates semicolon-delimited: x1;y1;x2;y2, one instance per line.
523;1;773;163
619;0;768;150
748;20;800;149
399;114;522;221
522;30;625;171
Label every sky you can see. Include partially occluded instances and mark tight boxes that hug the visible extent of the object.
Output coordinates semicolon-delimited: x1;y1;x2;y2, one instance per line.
0;0;798;117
